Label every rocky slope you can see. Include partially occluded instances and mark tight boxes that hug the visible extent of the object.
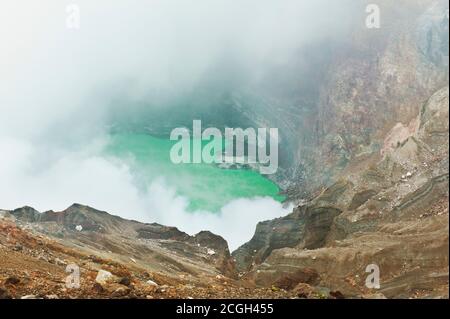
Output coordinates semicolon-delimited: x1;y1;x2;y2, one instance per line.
1;203;237;279
0;209;295;299
233;87;449;298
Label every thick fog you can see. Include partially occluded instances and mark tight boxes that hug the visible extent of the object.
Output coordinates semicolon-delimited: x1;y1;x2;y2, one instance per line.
0;0;357;249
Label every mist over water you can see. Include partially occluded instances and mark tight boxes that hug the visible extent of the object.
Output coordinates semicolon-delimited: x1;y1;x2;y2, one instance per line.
105;132;285;212
0;0;355;249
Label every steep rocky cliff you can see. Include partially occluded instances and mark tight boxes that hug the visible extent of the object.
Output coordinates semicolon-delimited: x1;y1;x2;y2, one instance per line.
229;2;449;298
275;0;448;195
233;87;449;298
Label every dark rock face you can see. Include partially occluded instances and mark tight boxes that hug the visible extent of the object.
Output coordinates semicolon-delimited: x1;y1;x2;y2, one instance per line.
233;212;306;273
233;205;342;272
11;204;109;232
10;207;41;223
136;224;190;241
190;231;237;279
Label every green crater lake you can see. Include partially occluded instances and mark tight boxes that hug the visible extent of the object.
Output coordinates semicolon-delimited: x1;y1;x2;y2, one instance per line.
105;132;285;212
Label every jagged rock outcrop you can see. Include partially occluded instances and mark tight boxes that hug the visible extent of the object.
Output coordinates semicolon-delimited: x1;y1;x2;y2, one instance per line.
233;87;449;298
5;204;237;279
190;231;236;278
233;204;342;273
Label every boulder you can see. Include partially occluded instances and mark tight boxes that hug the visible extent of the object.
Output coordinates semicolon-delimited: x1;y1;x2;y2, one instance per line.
95;270;115;285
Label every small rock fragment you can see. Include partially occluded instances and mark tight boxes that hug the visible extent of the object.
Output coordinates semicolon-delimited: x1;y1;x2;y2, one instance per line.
112;286;131;297
146;280;158;287
93;282;105;293
95;270;114;285
119;277;131;286
4;276;20;286
330;291;345;299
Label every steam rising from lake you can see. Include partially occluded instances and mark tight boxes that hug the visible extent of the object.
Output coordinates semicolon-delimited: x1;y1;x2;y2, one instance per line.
0;0;355;249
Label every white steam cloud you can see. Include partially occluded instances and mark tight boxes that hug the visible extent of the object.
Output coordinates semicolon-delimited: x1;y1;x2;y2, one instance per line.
0;0;353;249
0;135;291;249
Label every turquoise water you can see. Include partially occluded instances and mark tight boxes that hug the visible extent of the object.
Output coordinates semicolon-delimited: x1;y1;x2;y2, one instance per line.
104;132;284;212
